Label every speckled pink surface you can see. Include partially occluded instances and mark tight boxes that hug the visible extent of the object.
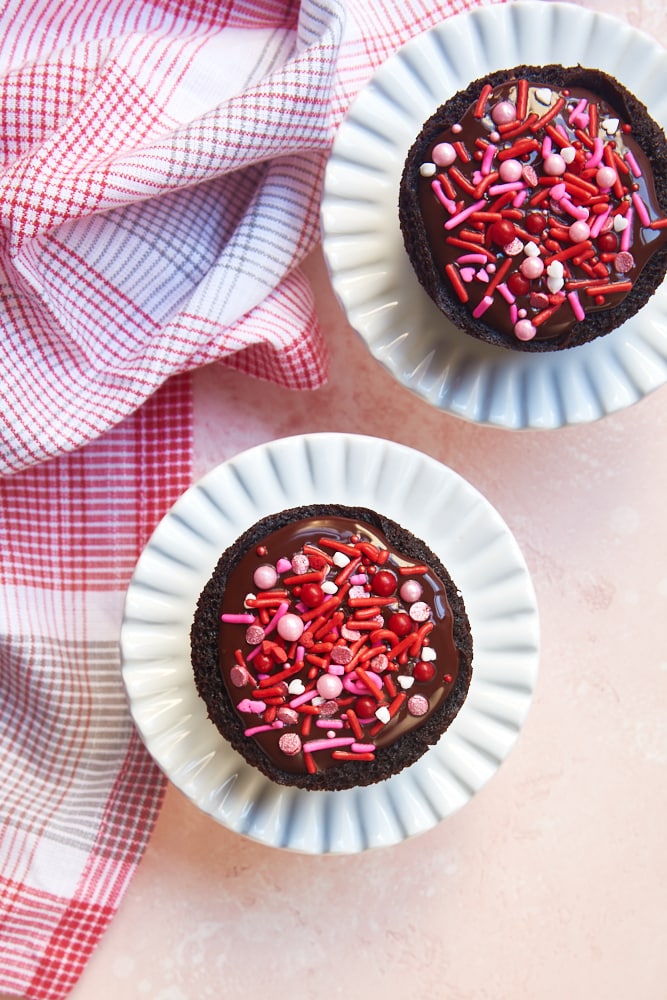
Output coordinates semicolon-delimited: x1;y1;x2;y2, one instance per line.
61;4;667;997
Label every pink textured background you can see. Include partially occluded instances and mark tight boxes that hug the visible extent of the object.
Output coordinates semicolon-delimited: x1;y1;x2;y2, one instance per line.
30;2;666;997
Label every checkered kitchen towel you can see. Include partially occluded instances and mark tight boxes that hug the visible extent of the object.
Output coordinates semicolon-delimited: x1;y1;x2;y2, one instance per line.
0;0;500;996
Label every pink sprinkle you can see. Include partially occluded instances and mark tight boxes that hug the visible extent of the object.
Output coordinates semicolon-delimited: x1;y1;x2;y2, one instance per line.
221;612;256;624
541;135;552;158
488;181;524;195
291;554;309;575
245;723;280;737
509;303;518;324
275;557;291;573
331;646;353;665
237;698;266;714
407;695;429;717
289;688;318;709
589;208;610;238
631;191;650;227
567;290;585;322
278;732;301;756
352;743;376;753
472;295;493;318
568;97;589;127
559;197;589;221
409;601;431;622
497;282;515;304
624;150;641;178
349;574;367;585
620;208;634;251
614;250;635;274
328;663;345;675
512;190;527;208
430;178;457;213
230;665;254;688
245;624;264;645
316;719;343;729
444;198;486;230
480;143;497;175
263;600;290;637
586;137;604;169
302;737;355;753
456;253;488;264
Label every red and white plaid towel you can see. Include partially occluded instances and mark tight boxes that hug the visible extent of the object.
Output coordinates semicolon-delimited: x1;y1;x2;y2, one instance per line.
0;0;500;996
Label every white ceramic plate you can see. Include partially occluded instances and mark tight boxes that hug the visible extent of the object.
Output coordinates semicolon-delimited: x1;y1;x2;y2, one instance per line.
321;2;667;429
121;434;539;853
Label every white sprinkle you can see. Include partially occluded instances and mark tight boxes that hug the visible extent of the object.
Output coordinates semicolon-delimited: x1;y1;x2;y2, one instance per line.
288;679;305;695
419;162;437;177
421;647;437;661
397;675;415;690
524;241;540;257
333;552;350;567
535;87;552;105
321;580;338;594
614;215;629;233
603;117;620;134
561;146;576;164
375;706;391;724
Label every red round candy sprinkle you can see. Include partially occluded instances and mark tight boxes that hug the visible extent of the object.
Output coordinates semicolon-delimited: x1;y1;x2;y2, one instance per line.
372;570;397;596
525;213;546;235
256;546;268;557
490;219;517;246
300;582;324;608
388;612;412;637
598;232;618;253
413;660;436;682
253;652;273;672
355;696;377;720
507;273;530;296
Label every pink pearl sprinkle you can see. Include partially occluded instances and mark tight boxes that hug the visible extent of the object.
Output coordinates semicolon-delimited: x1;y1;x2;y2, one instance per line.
253;564;278;590
514;319;537;342
278;733;302;756
316;674;343;700
277;613;305;641
568;220;591;243
399;579;423;603
520;256;544;280
544;153;566;176
498;158;523;182
432;142;456;167
491;100;516;126
407;694;429;717
596;165;617;190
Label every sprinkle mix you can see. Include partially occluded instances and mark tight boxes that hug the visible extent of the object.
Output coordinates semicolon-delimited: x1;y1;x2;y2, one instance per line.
419;75;667;343
219;519;457;775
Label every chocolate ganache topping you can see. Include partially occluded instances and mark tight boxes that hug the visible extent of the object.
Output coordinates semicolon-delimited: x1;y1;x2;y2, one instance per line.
216;510;467;778
403;65;667;350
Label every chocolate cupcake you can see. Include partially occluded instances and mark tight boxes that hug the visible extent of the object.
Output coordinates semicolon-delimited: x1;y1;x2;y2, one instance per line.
399;65;667;351
191;504;473;791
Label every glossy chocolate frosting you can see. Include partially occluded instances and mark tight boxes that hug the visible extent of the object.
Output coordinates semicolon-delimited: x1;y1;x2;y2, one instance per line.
217;514;463;776
400;65;667;351
191;504;473;789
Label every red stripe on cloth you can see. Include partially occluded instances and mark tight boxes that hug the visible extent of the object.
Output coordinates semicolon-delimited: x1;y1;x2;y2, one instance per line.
0;374;192;999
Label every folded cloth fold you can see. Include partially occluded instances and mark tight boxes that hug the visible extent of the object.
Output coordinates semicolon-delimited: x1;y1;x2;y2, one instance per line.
0;1;501;997
0;0;343;475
